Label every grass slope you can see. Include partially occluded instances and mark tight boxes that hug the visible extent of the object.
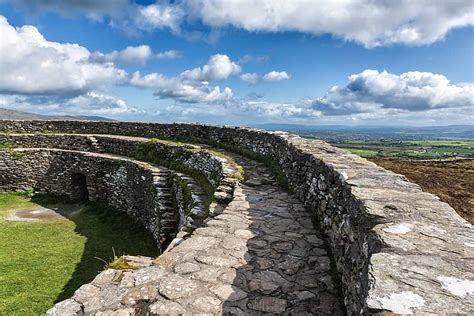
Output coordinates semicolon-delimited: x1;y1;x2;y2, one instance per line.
0;193;158;315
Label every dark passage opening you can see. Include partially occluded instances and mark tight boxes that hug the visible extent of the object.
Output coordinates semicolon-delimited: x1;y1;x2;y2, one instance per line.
70;173;89;202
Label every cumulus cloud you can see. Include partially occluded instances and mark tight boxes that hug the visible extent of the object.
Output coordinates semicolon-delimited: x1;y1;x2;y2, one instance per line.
152;69;473;125
1;92;139;116
181;54;241;81
90;45;153;65
263;71;290;82
240;73;259;84
130;71;233;103
128;54;238;103
231;100;320;120
310;69;474;115
156;50;183;59
0;15;126;95
10;1;473;47
134;3;184;33
184;0;474;47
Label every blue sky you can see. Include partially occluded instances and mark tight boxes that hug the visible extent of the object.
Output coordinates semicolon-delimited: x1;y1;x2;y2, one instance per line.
0;0;473;126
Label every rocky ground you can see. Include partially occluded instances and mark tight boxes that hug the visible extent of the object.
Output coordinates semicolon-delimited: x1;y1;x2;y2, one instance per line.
48;151;344;315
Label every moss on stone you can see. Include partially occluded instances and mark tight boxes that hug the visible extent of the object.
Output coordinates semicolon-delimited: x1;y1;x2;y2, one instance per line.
169;136;289;190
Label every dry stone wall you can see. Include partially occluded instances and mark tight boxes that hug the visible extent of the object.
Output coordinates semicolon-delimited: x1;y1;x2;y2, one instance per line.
0;133;229;189
0;148;164;241
1;120;473;314
0;144;234;250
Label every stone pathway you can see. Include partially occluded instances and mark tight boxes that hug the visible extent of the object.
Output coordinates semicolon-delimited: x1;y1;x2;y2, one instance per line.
48;152;343;315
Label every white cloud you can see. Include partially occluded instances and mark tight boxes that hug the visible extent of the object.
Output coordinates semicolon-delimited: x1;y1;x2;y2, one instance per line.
156;50;183;59
130;71;233;103
310;69;474;115
12;1;473;47
183;0;474;47
128;54;238;103
263;71;290;81
150;69;474;125
232;100;320;120
116;45;152;64
181;54;241;81
134;3;184;33
1;92;139;116
0;15;126;95
90;45;153;65
238;54;270;64
240;73;258;84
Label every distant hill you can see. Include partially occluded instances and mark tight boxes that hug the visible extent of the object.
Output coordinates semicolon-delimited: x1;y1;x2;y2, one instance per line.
0;108;116;121
251;123;474;140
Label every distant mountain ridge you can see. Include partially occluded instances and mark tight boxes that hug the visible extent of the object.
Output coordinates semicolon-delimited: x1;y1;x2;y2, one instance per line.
0;108;116;121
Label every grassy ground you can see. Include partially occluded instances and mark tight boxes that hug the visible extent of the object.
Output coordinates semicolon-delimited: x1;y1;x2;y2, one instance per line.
335;139;474;159
0;193;158;315
370;159;474;224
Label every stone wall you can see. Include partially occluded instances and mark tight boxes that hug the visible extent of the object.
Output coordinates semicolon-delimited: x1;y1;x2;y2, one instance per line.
0;133;237;244
1;120;472;314
0;148;164;242
0;133;228;189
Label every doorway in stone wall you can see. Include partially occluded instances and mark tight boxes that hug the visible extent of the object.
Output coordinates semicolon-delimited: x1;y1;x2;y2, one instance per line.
70;173;89;202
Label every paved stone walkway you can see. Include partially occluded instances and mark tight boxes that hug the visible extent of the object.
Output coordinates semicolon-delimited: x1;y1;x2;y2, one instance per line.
48;152;343;315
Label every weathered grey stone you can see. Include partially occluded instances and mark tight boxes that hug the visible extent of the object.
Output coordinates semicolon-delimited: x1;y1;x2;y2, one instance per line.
194;255;239;268
210;284;248;301
46;299;83;316
6;122;471;315
293;290;316;302
158;275;200;300
148;301;186;315
190;295;221;312
121;285;158;306
133;266;166;286
248;296;287;313
95;308;136;316
173;262;201;274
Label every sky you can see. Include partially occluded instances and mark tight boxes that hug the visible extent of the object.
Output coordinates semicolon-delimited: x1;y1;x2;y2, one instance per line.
0;0;473;126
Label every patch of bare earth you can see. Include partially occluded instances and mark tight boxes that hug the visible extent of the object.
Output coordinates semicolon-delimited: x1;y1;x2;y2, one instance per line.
370;158;474;224
7;204;82;222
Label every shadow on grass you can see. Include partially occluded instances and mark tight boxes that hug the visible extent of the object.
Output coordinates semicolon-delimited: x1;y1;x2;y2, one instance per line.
30;197;159;303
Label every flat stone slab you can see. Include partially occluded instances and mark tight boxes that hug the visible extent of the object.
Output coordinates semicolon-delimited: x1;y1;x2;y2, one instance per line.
47;151;344;315
6;204;82;222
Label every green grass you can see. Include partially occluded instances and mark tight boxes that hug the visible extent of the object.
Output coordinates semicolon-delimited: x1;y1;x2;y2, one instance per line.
401;140;474;147
205;149;246;182
346;148;379;158
336;139;474;160
0;192;158;315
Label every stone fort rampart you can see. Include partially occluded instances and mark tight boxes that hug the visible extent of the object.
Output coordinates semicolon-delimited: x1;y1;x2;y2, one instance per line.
0;120;472;314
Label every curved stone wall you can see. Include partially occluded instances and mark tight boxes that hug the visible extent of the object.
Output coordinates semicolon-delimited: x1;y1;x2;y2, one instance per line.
0;145;234;250
0;148;166;241
1;120;473;314
0;133;233;189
